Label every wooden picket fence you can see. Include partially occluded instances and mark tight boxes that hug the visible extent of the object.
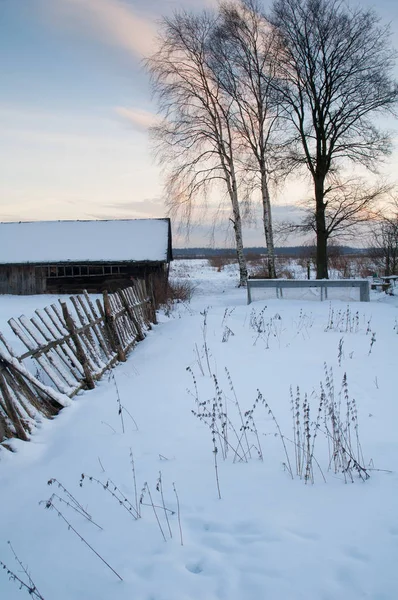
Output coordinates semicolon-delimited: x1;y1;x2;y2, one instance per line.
0;281;156;447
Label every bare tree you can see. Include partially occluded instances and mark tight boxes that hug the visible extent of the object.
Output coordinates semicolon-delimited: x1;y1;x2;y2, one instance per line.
270;0;398;278
210;0;283;278
279;178;391;243
371;199;398;276
147;11;248;286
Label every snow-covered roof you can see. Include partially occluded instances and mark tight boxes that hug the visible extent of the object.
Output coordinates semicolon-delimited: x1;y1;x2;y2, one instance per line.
0;219;172;264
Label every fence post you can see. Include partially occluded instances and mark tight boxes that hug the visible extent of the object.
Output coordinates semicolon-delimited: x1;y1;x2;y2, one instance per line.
360;281;370;302
61;302;95;390
133;280;152;329
0;411;9;443
148;276;158;325
247;280;252;304
117;289;145;342
103;291;126;363
0;368;28;441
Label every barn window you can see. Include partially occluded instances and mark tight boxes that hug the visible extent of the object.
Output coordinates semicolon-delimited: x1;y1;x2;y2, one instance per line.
38;263;128;279
89;265;104;276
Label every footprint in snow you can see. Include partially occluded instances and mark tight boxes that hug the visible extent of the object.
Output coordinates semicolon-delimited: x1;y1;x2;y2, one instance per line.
343;545;369;563
185;561;204;574
187;518;229;533
285;528;320;542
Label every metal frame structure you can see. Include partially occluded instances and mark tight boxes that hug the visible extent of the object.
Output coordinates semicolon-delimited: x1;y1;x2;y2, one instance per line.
247;279;370;303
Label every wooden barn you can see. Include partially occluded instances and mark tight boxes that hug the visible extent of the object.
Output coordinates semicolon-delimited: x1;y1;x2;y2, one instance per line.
0;218;173;295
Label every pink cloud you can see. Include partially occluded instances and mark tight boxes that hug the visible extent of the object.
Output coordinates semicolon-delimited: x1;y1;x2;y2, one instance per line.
42;0;157;58
115;107;161;132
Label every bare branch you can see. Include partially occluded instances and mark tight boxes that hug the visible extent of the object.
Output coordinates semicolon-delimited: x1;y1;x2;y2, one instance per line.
270;0;398;277
146;10;248;284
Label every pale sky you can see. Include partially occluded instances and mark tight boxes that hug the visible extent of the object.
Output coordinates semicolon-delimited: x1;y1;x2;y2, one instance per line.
1;0;397;247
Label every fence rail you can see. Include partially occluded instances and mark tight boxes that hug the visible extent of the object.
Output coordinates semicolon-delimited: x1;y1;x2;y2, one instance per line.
0;281;155;447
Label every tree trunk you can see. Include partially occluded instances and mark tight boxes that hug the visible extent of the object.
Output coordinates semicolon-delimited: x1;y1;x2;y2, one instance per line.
261;173;277;278
222;157;248;286
385;251;391;276
230;193;248;286
315;175;329;279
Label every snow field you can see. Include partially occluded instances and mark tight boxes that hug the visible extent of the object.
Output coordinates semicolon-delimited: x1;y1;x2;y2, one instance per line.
0;260;397;599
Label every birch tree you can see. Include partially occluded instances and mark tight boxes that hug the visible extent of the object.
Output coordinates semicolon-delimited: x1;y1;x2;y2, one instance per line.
147;12;248;286
211;0;281;278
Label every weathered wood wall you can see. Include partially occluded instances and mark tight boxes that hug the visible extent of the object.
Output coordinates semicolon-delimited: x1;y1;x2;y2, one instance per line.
0;262;167;295
0;265;45;295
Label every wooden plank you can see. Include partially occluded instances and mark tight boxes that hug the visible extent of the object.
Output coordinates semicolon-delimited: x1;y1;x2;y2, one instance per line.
138;280;152;327
95;298;114;352
130;284;145;326
57;300;104;374
51;303;68;333
123;288;143;340
71;296;98;354
0;409;13;443
2;367;35;420
115;296;136;349
40;308;85;377
96;298;105;318
101;293;130;354
30;315;81;386
0;331;57;417
0;331;16;356
79;293;114;360
0;348;71;408
108;293;130;350
134;282;152;329
43;306;68;338
118;288;144;341
0;370;28;441
106;292;129;357
147;276;158;325
2;368;30;423
9;367;56;417
116;292;139;344
61;302;95;390
8;318;71;395
103;291;126;362
20;315;76;390
69;296;104;370
83;290;115;357
125;287;145;331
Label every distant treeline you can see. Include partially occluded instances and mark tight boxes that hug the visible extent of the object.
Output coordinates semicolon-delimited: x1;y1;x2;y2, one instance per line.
173;246;366;259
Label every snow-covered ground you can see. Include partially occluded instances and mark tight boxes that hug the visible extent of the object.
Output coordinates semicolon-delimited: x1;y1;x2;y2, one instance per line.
0;294;73;355
0;260;398;600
